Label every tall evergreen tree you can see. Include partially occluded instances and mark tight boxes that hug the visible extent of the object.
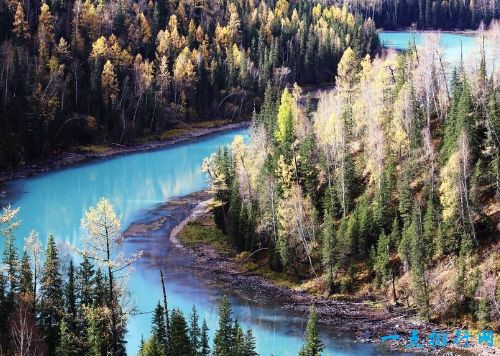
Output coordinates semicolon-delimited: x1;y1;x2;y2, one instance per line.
242;329;258;356
151;301;168;354
321;212;336;294
65;260;78;330
40;235;63;354
170;308;192;356
200;319;210;356
77;256;95;308
19;252;33;300
189;305;200;354
213;296;234;356
298;306;324;356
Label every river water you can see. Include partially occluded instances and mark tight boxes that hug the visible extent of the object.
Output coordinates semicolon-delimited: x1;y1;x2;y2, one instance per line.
0;31;478;355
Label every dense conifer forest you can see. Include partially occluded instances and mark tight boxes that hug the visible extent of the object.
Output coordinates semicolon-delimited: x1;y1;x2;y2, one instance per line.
0;0;379;169
351;0;500;30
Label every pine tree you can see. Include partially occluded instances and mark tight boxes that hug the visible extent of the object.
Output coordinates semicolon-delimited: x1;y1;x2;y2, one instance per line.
65;261;78;331
321;212;336;294
356;197;372;257
398;168;413;224
77;256;95;308
258;82;277;137
19;252;33;301
200;319;210;356
93;268;106;307
213;296;234;356
151;302;167;354
40;235;63;354
298;306;324;356
242;329;258;356
409;209;430;319
189;305;200;354
422;197;437;258
233;319;244;355
374;231;390;288
170;308;192;356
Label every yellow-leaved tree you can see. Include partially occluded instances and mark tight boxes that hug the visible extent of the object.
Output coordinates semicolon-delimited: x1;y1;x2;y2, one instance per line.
79;198;141;355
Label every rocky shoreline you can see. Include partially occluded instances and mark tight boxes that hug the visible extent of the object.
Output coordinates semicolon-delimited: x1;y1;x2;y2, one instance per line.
169;196;499;355
0;121;249;186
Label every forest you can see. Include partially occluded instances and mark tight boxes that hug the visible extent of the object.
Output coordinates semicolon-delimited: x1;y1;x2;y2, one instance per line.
350;0;500;30
203;22;500;332
0;0;379;169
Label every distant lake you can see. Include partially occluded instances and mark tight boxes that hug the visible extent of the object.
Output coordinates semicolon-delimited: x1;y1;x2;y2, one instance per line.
379;31;478;67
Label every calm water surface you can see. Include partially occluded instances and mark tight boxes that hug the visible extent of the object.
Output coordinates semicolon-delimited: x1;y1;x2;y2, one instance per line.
379;31;477;67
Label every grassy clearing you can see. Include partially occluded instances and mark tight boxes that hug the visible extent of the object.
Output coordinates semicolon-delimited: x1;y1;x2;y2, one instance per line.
178;214;299;288
178;218;235;257
160;128;191;140
71;144;111;154
236;256;298;289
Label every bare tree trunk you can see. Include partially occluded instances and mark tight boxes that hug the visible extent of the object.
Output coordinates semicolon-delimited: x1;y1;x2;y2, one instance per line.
160;270;171;351
105;227;118;356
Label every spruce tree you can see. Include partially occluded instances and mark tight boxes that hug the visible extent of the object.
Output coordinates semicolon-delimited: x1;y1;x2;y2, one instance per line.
77;256;95;307
65;260;78;331
200;319;210;356
398;168;413;224
409;209;430;319
151;301;168;354
40;235;63;354
189;305;200;354
374;231;390;288
170;308;192;356
93;268;107;307
233;319;245;355
321;212;336;294
19;251;33;300
213;296;234;356
422;197;437;258
242;329;258;356
298;306;324;356
357;197;373;257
